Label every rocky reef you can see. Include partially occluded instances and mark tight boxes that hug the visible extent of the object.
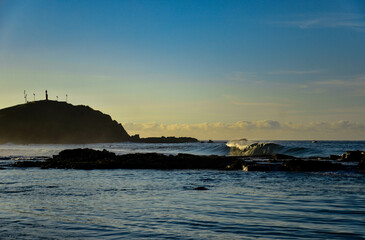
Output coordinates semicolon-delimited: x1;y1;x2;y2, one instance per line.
13;148;365;172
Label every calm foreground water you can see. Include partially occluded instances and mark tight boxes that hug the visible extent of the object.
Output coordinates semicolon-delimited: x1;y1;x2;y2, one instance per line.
1;141;365;239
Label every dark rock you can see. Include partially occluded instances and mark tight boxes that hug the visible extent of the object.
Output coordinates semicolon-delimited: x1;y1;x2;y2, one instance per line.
135;136;199;143
274;154;296;160
282;159;344;172
12;148;351;172
208;140;214;143
341;151;364;162
358;159;365;170
193;186;208;191
130;134;140;141
14;148;237;170
225;159;245;170
0;101;130;144
13;160;44;168
329;155;341;160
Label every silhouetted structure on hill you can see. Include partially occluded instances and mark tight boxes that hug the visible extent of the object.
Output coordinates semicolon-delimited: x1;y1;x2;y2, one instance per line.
0;101;130;144
0;100;200;144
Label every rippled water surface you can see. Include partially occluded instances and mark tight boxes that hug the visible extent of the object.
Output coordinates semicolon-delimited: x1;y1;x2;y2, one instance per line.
1;167;365;239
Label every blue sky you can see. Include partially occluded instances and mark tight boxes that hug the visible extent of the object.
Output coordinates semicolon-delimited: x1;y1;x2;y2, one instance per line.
1;0;365;139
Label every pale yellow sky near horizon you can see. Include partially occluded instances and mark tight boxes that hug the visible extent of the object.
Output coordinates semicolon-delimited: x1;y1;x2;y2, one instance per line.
1;1;364;140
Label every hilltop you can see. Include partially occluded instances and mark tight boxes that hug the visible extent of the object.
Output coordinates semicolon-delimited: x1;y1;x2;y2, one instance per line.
0;100;131;144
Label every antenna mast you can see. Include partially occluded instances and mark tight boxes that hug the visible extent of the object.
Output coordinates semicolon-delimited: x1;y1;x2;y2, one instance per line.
23;90;28;103
33;93;35;101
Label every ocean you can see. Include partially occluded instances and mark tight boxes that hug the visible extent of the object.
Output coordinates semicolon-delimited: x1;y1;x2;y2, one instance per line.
1;140;365;239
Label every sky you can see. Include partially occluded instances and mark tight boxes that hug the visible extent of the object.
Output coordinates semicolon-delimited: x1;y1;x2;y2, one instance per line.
0;0;364;140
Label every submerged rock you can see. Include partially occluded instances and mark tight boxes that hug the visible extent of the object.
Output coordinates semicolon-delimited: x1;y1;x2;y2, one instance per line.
193;187;209;191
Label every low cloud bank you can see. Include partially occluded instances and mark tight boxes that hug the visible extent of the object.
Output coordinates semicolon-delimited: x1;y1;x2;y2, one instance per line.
124;120;365;140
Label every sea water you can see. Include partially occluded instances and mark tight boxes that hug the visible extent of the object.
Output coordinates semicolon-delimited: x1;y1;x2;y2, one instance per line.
1;141;365;239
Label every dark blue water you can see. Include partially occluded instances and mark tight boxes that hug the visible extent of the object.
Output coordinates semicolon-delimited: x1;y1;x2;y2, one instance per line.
1;168;365;239
0;141;365;239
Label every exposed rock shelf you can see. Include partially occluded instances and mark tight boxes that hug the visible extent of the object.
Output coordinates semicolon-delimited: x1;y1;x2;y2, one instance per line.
13;148;365;172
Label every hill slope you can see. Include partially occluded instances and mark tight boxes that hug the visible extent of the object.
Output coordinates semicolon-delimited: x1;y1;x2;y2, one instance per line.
0;101;131;144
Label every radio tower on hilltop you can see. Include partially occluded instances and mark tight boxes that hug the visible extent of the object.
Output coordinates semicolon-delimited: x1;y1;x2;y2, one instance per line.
23;90;28;103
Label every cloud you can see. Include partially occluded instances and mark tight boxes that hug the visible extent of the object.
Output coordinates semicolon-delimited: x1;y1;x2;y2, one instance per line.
124;120;365;140
314;79;365;87
274;13;365;31
268;69;324;75
309;75;365;96
231;120;281;130
285;120;365;131
124;120;282;133
126;120;365;133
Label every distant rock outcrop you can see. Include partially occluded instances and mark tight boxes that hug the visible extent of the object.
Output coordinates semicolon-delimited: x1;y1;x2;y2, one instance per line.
130;135;199;143
0;100;131;144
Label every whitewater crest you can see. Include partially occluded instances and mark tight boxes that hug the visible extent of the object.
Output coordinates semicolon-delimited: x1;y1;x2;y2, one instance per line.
226;139;311;157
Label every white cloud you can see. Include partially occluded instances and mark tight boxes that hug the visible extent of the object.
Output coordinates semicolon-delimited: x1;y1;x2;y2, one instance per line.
231;120;281;130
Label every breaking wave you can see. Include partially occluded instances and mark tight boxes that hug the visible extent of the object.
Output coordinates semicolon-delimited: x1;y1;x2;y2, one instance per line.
226;139;314;157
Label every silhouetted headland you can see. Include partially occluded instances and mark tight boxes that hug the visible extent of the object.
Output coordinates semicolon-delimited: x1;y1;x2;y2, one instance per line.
0;101;199;144
0;100;130;144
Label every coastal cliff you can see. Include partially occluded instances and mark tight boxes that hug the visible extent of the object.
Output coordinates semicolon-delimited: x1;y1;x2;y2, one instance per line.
0;100;130;144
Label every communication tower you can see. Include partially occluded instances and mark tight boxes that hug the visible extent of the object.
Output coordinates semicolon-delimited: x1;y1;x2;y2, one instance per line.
23;90;28;103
